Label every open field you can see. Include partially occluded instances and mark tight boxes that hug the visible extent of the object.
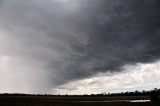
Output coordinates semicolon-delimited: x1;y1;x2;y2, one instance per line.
0;95;159;106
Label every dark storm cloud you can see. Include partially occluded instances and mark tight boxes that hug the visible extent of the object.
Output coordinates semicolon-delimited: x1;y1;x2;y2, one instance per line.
0;0;160;92
54;0;160;84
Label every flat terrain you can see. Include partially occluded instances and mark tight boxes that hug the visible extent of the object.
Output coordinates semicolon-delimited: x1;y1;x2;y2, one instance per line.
0;95;159;106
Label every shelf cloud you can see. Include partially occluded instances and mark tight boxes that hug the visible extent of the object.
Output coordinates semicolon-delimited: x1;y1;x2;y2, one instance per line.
0;0;160;94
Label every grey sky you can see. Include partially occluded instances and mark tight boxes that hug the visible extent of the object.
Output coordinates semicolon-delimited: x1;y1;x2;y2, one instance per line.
0;0;160;94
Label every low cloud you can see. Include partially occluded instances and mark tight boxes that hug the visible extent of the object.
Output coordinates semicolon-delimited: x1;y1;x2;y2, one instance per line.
52;60;160;95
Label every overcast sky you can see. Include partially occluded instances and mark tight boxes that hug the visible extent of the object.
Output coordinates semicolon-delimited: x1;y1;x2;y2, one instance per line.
0;0;160;94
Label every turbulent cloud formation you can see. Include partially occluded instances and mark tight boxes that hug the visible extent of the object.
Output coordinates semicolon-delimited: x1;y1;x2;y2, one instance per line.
0;0;160;93
53;61;160;95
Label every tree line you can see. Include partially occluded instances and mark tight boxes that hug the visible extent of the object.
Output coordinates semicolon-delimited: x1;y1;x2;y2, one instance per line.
0;88;160;102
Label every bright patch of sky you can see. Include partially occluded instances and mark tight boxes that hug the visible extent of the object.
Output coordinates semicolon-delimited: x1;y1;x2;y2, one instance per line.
52;61;160;95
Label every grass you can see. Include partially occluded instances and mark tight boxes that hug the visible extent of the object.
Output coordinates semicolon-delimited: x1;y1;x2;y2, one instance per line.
0;95;159;106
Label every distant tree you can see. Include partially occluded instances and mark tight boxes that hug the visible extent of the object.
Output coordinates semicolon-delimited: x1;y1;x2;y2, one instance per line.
150;88;160;102
134;90;140;94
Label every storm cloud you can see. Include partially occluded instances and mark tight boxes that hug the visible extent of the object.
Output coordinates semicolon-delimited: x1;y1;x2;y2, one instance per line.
0;0;160;93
